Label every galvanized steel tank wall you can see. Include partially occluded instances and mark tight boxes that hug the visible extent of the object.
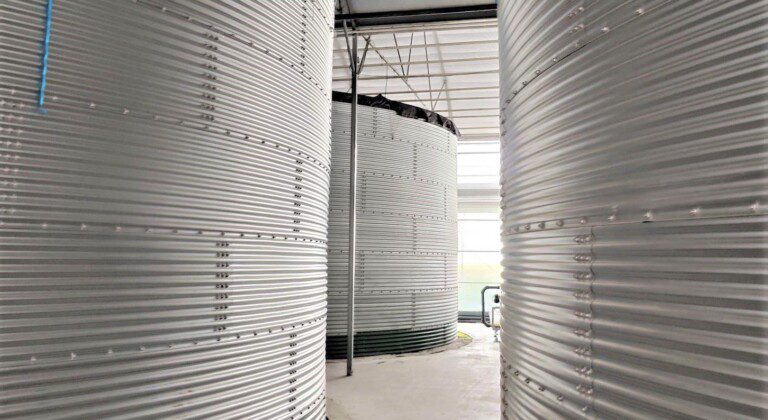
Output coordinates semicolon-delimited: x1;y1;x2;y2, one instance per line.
498;0;767;418
1;1;333;418
326;100;458;357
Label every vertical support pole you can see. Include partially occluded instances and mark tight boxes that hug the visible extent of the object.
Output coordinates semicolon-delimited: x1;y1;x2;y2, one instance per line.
346;34;358;377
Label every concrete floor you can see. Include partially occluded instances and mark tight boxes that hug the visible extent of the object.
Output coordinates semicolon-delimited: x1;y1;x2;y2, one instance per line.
326;323;500;420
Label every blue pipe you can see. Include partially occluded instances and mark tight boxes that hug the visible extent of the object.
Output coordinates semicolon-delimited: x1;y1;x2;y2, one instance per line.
38;0;53;111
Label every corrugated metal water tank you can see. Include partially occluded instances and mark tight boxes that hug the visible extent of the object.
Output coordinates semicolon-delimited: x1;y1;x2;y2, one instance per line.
0;1;333;418
326;97;458;357
498;0;767;418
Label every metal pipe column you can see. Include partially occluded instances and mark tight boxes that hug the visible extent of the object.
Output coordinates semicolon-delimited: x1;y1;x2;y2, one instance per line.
346;34;358;377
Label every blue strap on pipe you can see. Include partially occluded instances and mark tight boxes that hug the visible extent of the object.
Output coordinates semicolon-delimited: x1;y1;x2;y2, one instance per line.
38;0;53;112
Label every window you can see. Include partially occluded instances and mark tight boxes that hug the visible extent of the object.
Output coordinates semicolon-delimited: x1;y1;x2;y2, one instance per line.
457;213;501;316
457;142;500;187
456;141;502;319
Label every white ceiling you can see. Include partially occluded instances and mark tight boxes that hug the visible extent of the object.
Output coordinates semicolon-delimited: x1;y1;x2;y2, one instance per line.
336;0;495;14
333;22;499;142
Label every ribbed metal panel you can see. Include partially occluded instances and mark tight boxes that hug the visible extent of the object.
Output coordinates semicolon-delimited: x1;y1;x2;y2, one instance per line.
326;100;458;357
1;1;333;418
498;0;767;418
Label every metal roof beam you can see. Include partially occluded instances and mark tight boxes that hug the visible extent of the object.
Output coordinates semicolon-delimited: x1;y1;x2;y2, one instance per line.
333;55;498;70
333;39;498;52
358;85;499;95
334;4;497;28
336;69;498;82
365;39;432;109
340;20;496;35
393;95;498;102
454;126;500;130
449;115;500;119
433;107;499;112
